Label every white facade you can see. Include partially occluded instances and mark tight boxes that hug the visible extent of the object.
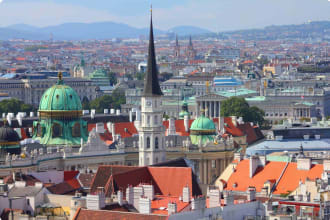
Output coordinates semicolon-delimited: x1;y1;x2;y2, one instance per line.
138;96;166;166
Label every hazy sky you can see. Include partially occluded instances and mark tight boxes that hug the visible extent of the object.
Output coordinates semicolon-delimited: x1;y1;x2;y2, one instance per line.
0;0;329;31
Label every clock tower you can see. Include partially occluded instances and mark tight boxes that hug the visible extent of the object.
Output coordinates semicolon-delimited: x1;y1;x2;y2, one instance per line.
138;9;166;166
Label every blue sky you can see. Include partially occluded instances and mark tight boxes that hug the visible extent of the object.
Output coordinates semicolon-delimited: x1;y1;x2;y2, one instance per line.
0;0;329;31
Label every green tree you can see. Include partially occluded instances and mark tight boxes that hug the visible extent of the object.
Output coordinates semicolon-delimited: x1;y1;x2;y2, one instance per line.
220;97;265;126
89;88;126;113
81;96;90;110
0;98;34;114
107;72;118;86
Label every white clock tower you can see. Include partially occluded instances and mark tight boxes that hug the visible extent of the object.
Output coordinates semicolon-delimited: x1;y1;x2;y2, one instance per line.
138;9;166;166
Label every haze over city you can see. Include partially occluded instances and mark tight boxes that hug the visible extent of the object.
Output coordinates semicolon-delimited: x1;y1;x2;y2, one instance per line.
0;0;329;31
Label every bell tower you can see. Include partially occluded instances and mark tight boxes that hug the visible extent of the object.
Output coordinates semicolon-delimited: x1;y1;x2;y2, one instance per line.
138;7;166;166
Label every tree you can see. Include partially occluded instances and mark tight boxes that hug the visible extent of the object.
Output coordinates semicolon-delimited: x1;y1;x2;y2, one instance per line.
81;96;90;110
0;98;34;115
89;88;126;113
107;72;118;86
220;97;265;126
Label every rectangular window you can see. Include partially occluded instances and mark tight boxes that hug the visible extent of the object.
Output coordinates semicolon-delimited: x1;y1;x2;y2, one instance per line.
211;160;216;168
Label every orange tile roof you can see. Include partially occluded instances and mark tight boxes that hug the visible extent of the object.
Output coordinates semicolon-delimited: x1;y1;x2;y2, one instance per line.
225;159;324;195
274;163;323;195
151;195;189;215
225;160;286;192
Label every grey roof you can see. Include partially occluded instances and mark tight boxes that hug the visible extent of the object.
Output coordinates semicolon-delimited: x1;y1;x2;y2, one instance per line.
8;186;43;197
246;138;330;156
143;12;163;97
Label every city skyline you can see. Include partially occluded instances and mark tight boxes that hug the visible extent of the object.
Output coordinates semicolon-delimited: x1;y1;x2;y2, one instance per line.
0;0;329;31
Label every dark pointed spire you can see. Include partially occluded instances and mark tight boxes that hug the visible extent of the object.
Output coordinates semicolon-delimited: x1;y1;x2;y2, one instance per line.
189;35;193;47
175;34;179;47
143;5;163;96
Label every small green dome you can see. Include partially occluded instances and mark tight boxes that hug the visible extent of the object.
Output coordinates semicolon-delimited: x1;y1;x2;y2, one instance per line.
190;114;216;132
179;110;190;119
39;80;82;112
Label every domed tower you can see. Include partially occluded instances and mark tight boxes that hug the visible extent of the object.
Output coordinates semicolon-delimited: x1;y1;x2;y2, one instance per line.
0;125;21;157
190;113;216;147
179;100;190;119
32;73;88;145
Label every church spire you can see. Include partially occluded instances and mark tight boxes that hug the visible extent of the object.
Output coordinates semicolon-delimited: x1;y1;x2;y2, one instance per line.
143;6;163;96
175;34;179;46
189;35;193;47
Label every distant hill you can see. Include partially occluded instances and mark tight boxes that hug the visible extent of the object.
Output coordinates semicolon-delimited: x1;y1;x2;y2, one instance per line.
2;22;212;40
169;26;212;35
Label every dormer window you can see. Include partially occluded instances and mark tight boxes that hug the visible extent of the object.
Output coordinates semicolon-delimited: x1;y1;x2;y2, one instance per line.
52;123;62;137
72;122;81;137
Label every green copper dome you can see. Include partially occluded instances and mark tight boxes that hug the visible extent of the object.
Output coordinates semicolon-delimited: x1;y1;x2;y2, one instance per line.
38;76;83;120
39;80;82;112
190;114;216;146
190;114;216;132
32;75;88;146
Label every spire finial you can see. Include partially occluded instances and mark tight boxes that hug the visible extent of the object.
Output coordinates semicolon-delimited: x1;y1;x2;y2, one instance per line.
57;71;63;84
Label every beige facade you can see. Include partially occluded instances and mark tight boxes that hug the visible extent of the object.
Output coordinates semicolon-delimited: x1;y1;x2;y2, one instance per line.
0;78;97;106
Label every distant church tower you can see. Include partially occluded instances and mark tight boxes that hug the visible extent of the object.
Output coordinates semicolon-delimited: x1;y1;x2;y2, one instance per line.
174;34;180;60
138;9;166;166
186;35;196;60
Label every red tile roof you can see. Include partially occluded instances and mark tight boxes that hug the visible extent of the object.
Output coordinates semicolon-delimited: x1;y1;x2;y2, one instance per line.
151;196;189;215
90;166;201;198
64;171;79;181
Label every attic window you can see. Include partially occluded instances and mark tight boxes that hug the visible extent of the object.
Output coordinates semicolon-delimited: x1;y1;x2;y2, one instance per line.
56;95;59;99
233;183;237;188
70;95;73;99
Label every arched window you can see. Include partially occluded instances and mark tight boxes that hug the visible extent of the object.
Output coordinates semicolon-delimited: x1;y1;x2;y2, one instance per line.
155;137;159;149
72;122;81;137
154;115;158;125
52;123;62;137
147;137;150;148
37;123;43;137
147;116;150;125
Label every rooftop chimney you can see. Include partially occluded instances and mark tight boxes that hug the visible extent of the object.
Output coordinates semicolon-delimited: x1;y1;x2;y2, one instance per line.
133;186;144;209
168;202;177;215
168;117;176;135
182;186;190;203
249;155;259;178
116;109;121;115
208;189;221;208
247;186;256;202
104;109;109;114
191;196;206;210
184;115;189;132
129;110;133;122
223;191;234;206
142;184;154;200
297;158;311;170
117;190;123;206
139;197;151;214
126;186;133;205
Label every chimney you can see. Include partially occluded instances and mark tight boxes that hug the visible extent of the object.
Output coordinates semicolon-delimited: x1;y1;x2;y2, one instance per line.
259;155;267;167
90;109;95;119
142;184;154;200
110;109;115;114
29;112;34;117
219;116;224;134
126;186;133;205
86;192;105;210
104;109;109;114
323;160;330;171
168;117;176;135
223;191;233;206
247;187;256;201
133;186;144;209
168;202;177;215
182;186;190;203
237;117;244;124
111;123;116;136
231;116;237;127
116;109;121;115
95;123;105;134
139;197;151;214
208;189;220;208
297;158;311;170
234;152;243;162
184;115;189;132
249;155;259;178
117;190;123;206
191;196;206;210
129;110;133;122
